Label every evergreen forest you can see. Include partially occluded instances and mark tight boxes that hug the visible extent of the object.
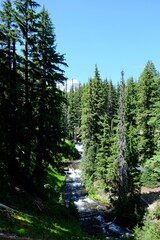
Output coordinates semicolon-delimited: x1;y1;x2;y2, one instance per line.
0;0;160;239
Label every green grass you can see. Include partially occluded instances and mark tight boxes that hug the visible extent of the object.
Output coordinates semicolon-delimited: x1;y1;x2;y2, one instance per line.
60;139;80;161
0;206;90;239
44;165;66;203
0;166;96;240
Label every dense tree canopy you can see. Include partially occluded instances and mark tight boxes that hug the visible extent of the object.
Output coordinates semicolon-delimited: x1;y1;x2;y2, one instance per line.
0;1;160;237
0;0;67;191
67;63;160;228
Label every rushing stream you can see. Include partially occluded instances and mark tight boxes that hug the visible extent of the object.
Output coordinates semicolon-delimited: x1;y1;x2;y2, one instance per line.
63;144;133;239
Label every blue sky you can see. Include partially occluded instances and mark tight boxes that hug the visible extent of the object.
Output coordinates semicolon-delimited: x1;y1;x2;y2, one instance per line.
3;0;160;85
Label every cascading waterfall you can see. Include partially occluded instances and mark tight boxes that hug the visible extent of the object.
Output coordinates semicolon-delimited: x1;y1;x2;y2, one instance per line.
63;143;133;238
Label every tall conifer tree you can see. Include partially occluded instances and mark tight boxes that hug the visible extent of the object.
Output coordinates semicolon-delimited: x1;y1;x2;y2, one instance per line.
137;61;157;164
14;0;40;182
115;72;141;226
30;7;67;187
0;0;68;190
125;77;139;188
0;0;21;180
117;70;128;204
81;66;104;191
107;80;118;132
67;81;76;140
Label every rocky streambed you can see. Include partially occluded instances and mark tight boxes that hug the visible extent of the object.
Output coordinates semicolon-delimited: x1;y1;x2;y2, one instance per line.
62;157;133;239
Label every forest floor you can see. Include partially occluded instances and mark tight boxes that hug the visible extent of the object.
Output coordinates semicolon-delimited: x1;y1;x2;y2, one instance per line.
0;201;93;240
0;229;41;240
0;186;159;240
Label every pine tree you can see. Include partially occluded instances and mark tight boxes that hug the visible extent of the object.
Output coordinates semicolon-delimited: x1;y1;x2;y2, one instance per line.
67;82;83;142
107;80;118;132
94;78;116;192
73;83;82;142
0;0;21;180
115;72;141;227
30;7;67;188
141;73;160;188
67;81;76;141
95;112;112;191
117;70;128;204
14;0;40;183
81;66;104;192
125;77;139;192
0;0;68;191
102;78;109;112
137;61;158;164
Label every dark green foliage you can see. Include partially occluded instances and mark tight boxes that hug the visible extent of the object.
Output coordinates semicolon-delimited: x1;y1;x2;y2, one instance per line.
141;154;160;188
0;0;22;184
95;114;110;182
67;82;82;141
73;84;83;141
136;61;158;164
125;77;137;126
81;66;105;192
78;62;160;228
30;8;67;187
0;0;67;192
60;140;80;161
125;78;140;194
67;83;76;140
1;1;160;234
107;80;119;132
148;100;160;150
112;72;142;227
66;61;160;234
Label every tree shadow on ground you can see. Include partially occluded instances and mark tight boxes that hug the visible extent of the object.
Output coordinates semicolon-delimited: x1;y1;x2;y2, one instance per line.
141;187;160;207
